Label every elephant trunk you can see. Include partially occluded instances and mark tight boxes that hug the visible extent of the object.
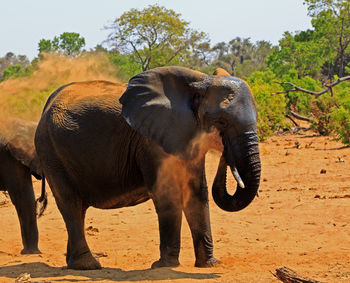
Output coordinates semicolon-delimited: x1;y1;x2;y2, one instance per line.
212;131;261;212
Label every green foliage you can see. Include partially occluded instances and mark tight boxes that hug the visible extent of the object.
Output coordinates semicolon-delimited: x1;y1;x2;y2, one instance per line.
267;31;326;78
331;106;350;144
2;64;22;80
247;70;288;140
327;81;350;143
107;52;141;81
280;70;321;114
1;63;35;81
0;52;31;81
244;67;350;145
38;32;86;57
304;0;350;77
38;39;53;54
274;70;350;144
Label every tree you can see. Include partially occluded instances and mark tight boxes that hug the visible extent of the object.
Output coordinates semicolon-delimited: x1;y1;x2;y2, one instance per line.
38;32;86;57
106;4;207;71
212;38;272;77
266;1;350;79
184;32;212;69
253;40;274;67
304;0;350;77
38;39;53;54
267;31;326;78
212;37;253;75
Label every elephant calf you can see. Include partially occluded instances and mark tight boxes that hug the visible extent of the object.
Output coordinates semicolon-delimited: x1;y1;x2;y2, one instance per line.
0;118;47;254
35;66;261;270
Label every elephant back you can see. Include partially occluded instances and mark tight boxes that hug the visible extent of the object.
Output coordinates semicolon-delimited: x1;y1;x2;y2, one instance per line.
41;80;127;116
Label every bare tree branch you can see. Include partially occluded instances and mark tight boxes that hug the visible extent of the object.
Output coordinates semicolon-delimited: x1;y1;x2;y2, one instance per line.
290;110;316;123
286;114;300;127
273;76;350;97
129;41;144;65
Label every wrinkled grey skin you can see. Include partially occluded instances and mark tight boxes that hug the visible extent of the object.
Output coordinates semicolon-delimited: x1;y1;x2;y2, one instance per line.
35;66;261;270
0;118;44;254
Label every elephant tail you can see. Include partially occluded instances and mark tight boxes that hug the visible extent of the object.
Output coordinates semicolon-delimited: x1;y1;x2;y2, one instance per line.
36;174;48;218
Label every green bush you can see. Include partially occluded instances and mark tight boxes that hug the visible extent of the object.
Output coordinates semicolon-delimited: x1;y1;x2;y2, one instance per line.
331;106;350;144
248;70;288;140
1;64;35;81
107;52;141;82
278;69;320;115
327;81;350;144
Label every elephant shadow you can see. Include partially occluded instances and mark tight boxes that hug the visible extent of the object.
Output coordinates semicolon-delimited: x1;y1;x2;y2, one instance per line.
0;262;221;282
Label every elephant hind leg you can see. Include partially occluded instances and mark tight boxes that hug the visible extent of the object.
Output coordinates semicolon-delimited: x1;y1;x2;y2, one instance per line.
44;164;100;270
55;193;101;270
52;186;100;270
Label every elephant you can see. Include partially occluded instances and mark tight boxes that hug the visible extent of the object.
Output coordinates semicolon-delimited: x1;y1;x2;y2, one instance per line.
0;118;47;254
34;66;261;270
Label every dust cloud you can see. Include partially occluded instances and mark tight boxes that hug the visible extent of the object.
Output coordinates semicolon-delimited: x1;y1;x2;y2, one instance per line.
155;128;223;208
0;53;122;122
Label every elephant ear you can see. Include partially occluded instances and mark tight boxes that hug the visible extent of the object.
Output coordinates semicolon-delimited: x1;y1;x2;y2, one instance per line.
3;119;42;179
120;66;207;157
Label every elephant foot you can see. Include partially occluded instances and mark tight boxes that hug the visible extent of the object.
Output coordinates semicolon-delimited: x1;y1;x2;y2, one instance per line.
151;258;180;269
21;248;41;254
195;257;221;268
68;251;101;270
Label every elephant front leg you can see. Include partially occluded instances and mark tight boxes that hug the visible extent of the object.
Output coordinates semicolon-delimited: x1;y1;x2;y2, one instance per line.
183;181;219;267
151;193;182;268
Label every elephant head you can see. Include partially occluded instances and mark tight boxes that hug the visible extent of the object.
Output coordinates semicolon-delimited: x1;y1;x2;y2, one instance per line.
1;119;42;180
120;66;261;212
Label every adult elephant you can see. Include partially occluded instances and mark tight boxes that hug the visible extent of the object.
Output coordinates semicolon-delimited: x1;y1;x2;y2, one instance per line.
0;118;47;254
35;66;261;270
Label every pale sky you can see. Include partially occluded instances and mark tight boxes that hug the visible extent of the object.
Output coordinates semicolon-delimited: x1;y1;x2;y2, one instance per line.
0;0;312;60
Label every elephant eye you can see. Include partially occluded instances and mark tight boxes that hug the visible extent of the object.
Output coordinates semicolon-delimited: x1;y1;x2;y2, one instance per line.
220;93;235;107
227;93;234;101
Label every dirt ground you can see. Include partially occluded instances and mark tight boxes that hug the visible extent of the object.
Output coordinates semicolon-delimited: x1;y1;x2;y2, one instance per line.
0;131;349;282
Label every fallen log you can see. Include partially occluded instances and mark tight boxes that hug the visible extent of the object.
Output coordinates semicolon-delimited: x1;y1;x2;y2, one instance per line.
274;266;323;283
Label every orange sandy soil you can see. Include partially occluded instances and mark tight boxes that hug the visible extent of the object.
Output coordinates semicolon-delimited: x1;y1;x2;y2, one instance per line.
0;131;349;282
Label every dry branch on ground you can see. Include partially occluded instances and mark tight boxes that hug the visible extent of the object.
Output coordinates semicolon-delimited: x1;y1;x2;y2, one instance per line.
274;266;323;283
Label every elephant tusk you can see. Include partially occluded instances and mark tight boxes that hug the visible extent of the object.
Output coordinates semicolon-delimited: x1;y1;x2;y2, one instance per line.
230;166;245;189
